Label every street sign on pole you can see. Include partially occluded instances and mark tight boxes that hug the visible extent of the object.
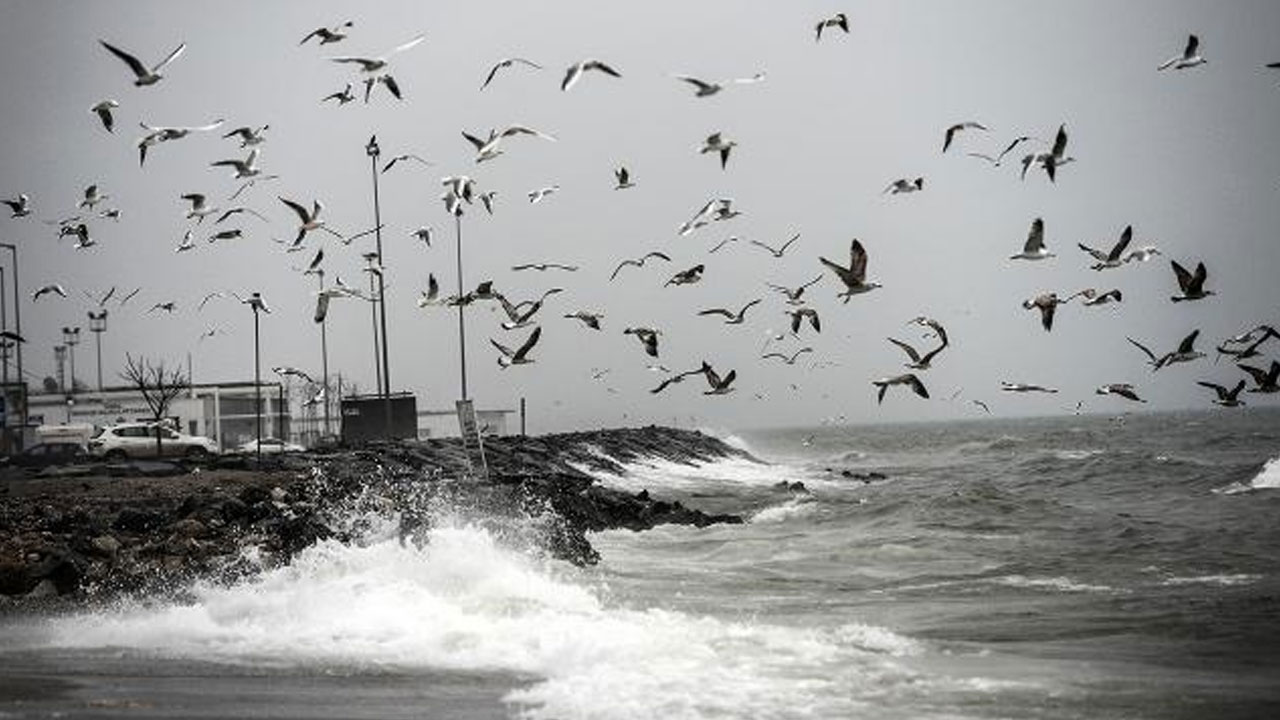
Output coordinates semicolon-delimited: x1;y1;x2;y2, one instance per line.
455;399;488;480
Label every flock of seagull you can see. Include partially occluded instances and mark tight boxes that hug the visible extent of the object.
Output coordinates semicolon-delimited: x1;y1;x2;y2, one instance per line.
4;15;1280;422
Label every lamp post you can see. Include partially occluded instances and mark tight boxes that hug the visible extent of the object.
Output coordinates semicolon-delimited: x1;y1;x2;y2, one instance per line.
0;243;25;431
313;270;331;437
441;177;473;401
88;310;107;395
62;326;80;397
245;292;268;463
54;344;66;393
1;266;7;388
365;135;393;436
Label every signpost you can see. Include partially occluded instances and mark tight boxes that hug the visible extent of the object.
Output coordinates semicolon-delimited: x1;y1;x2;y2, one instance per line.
455;399;488;480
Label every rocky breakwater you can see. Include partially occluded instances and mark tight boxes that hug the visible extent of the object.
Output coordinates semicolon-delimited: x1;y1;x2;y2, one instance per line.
0;426;749;604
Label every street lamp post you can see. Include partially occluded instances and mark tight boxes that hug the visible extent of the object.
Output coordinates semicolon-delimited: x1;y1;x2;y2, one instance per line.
246;292;267;464
363;252;383;397
62;326;80;398
455;212;468;400
1;266;7;388
88;310;107;395
0;243;25;432
365;135;393;437
313;270;331;437
54;344;66;393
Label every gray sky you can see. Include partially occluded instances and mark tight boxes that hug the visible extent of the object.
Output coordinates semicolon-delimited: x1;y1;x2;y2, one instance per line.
2;1;1278;432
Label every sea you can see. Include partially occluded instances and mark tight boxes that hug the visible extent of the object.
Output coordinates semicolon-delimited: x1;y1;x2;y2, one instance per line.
2;408;1279;719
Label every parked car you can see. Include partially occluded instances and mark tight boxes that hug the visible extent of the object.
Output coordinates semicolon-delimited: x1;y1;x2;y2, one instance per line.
88;422;220;460
2;442;89;468
237;437;304;454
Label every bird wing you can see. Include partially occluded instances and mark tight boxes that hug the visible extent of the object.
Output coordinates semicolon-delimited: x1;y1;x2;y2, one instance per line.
585;59;621;77
1108;226;1133;261
1077;243;1106;261
1127;337;1158;363
697;308;734;319
906;374;930;399
1051;124;1068;157
1190;262;1208;292
388;34;426;56
152;43;186;72
1178;330;1201;354
513;326;542;359
1024;218;1045;252
675;75;714;93
561;63;583;91
1185;34;1200;58
100;40;148;78
778;233;800;254
748;239;776;254
819;256;853;286
480;62;504;89
887;337;922;363
1196;381;1227;398
279;196;311;223
1170;260;1194;292
848;239;868;282
609;260;636;280
645;251;672;262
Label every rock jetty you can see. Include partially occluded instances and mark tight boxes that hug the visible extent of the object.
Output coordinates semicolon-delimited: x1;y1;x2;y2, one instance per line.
0;426;749;604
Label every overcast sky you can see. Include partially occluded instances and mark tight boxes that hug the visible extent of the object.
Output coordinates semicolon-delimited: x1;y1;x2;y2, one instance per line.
1;1;1278;432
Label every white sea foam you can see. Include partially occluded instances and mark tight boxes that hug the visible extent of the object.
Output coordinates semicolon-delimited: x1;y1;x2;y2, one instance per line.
570;453;825;494
1051;449;1104;461
1213;455;1280;495
1160;573;1261;587
750;497;818;524
31;521;920;720
995;575;1114;593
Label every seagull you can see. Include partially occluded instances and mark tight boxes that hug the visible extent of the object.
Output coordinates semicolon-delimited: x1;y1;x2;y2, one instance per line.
673;74;726;97
32;284;68;301
100;40;185;86
698;361;738;395
416;273;440;307
698;298;761;325
908;316;951;345
1009;218;1054;260
1216;325;1278;361
873;374;929;404
137;118;225;166
82;287;116;307
197;291;225;311
815;12;850;41
322;83;356;105
118;288;141;306
280;197;343;244
819;239;881;302
564;310;603;330
491;326;542;368
943;122;987;153
330;33;425;73
1000;382;1058;394
1239;361;1280;394
700;132;737;169
665;264;705;287
411;227;433;246
2;194;31;218
382;153;432;173
527;185;560;203
624;326;662;357
223;125;269;147
1198;379;1246;407
208;228;243;243
148;301;177;314
300;22;354;46
972;399;991;414
1022;124;1071;182
975;135;1038;167
211;149;263;179
679;197;739;236
1022;292;1067;332
441;175;476;205
272;366;314;383
767;275;823;305
887;336;948;370
561;59;621;91
90;100;119;132
709;236;739;254
649;367;704;395
1078;225;1133;271
786;307;821;334
214;206;268;225
749;233;800;258
1158;34;1207;71
67;223;95;250
481;57;542;89
496;291;559;330
761;347;813;365
362;74;403;102
1128;330;1204;371
884;177;924;194
513;262;578;272
79;185;109;210
1078;288;1123;306
614;166;634;189
1096;383;1146;403
479;191;497;215
1170;260;1215;302
611;251;671;280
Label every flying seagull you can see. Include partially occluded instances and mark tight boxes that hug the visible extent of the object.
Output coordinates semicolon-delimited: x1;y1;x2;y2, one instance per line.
614;166;634;189
3;194;32;218
512;262;578;272
709;236;739;254
1096;383;1146;402
665;264;705;287
943;122;987;153
624;326;661;358
1022;124;1071;182
873;374;929;404
301;22;354;46
671;72;765;98
223;125;269;147
698;361;738;395
481;57;542;90
32;284;68;301
1197;379;1246;407
1022;292;1067;332
211;148;263;179
382;153;432;173
649;367;705;395
1078;225;1133;271
137;118;226;166
1158;34;1207;71
884;177;924;194
527;185;560;204
610;251;671;281
762;347;814;365
1170;260;1215;302
767;275;823;305
561;59;621;91
100;39;186;86
1238;361;1280;394
700;132;738;170
1010;217;1054;261
698;298;762;325
887;336;948;370
330;33;425;73
79;184;109;210
1128;330;1204;371
90;100;119;132
815;13;850;41
491;326;542;368
279;196;343;244
564;310;603;330
786;307;821;335
1078;288;1123;306
749;233;800;258
322;84;356;105
272;366;315;383
1000;382;1058;394
819;239;881;302
180;193;219;223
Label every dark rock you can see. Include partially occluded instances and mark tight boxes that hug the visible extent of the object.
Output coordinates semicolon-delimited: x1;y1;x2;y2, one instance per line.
113;508;166;533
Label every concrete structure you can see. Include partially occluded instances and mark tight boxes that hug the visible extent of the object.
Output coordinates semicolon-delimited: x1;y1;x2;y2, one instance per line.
417;408;514;438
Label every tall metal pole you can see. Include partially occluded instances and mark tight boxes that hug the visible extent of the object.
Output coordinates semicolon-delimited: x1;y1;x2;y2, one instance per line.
366;136;393;437
252;300;262;464
0;243;25;432
455;213;468;400
316;270;331;437
0;266;7;389
366;254;382;395
62;327;80;397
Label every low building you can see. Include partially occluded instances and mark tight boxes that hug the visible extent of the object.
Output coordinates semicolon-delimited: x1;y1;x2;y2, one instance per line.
417;407;515;438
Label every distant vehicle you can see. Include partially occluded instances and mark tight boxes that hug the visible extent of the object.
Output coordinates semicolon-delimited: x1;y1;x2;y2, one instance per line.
238;437;304;454
35;423;96;446
88;422;219;460
2;442;89;468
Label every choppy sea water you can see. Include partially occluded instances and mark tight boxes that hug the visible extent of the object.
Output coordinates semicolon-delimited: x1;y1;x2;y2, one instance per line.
3;408;1279;719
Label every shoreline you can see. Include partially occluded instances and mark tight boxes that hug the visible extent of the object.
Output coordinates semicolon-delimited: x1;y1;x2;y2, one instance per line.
0;426;749;607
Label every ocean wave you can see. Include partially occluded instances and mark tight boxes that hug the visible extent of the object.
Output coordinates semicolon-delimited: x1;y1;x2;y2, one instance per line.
1212;455;1280;495
1159;573;1262;587
750;497;818;524
571;454;825;494
993;575;1114;593
29;521;921;720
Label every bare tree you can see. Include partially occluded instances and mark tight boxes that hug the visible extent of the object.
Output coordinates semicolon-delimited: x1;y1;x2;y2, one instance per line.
119;354;189;457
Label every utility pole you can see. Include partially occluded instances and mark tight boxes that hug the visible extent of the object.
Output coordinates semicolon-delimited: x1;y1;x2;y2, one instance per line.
314;269;331;437
455;213;468;400
88;310;107;396
365;135;393;437
0;243;26;434
62;326;80;396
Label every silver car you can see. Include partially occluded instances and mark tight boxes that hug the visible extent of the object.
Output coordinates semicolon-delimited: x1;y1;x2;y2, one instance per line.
88;423;220;460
